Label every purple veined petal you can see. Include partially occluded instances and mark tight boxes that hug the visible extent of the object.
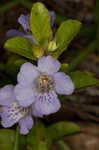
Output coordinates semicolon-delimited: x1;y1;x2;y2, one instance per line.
38;56;61;75
19;121;28;135
0;85;15;106
0;107;15;128
6;29;25;37
34;91;61;115
49;11;56;26
17;62;39;86
53;72;75;95
19;115;34;135
32;104;43;118
14;84;36;107
1;101;28;128
24;115;34;130
18;14;30;32
1;109;17;128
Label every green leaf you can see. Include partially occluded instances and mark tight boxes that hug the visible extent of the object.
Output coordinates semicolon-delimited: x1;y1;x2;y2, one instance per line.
0;129;26;150
32;44;44;58
58;140;71;150
27;121;51;150
5;55;27;78
69;71;99;90
4;37;36;60
0;129;15;150
60;63;69;72
51;20;81;58
48;122;80;141
30;2;52;43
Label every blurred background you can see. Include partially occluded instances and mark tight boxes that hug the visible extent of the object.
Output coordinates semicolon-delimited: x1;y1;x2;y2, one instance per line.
1;0;99;150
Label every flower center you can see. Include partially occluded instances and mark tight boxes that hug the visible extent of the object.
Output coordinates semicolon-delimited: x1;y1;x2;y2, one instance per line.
35;75;54;93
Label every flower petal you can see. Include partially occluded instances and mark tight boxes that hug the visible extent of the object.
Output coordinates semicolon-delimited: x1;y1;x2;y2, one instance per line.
6;29;25;37
14;84;36;107
19;115;33;135
32;104;43;118
17;62;39;86
54;72;74;95
18;14;30;32
38;56;61;75
19;121;28;135
34;91;61;115
0;85;15;106
49;11;56;26
1;102;28;128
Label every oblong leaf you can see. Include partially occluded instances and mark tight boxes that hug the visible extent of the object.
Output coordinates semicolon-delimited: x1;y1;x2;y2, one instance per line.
48;121;80;140
30;2;52;43
27;122;51;150
4;37;36;60
51;20;81;58
0;129;26;150
58;140;71;150
69;71;99;90
0;129;15;150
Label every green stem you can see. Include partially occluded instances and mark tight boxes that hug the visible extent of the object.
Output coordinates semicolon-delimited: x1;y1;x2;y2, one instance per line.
67;41;96;72
13;126;19;150
58;140;71;150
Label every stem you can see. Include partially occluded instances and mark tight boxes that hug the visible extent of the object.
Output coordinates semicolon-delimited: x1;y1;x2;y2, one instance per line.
58;140;71;150
67;41;96;72
13;126;19;150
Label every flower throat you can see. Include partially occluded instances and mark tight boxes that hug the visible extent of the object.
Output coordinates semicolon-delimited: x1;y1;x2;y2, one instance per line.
35;75;54;93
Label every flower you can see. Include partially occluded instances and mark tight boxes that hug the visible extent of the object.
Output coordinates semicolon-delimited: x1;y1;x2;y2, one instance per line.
6;11;56;43
49;11;56;26
14;56;74;116
0;85;34;135
6;14;37;44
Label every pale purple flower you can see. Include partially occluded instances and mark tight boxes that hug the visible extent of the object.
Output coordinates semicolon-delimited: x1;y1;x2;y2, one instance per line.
14;56;74;116
49;11;56;26
6;11;56;43
18;14;30;32
7;14;37;43
0;85;34;135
